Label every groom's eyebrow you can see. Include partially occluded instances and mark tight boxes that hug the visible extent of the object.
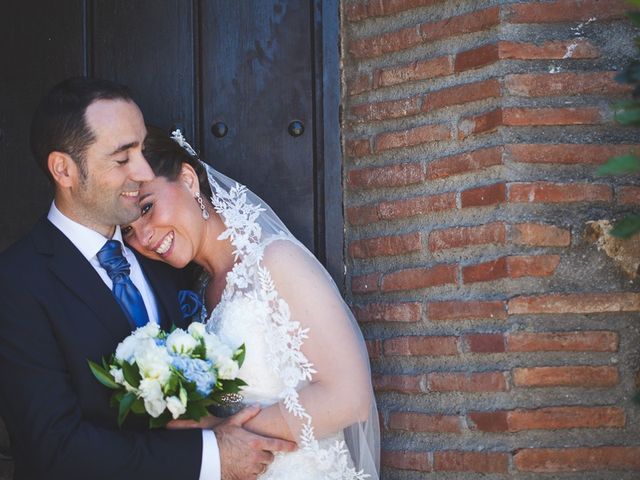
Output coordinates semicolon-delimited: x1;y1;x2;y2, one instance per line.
108;141;139;156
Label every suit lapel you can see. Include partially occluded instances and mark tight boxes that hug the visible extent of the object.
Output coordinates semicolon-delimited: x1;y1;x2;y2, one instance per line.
36;219;132;340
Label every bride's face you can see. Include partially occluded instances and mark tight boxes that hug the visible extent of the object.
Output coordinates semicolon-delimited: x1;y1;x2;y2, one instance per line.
123;164;206;268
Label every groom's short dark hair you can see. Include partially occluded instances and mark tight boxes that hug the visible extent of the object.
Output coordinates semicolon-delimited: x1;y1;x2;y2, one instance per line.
30;77;133;182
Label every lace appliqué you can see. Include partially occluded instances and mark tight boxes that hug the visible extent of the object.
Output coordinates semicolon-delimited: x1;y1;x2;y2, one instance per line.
208;182;369;480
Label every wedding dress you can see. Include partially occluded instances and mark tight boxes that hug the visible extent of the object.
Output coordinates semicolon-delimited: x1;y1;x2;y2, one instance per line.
198;165;380;480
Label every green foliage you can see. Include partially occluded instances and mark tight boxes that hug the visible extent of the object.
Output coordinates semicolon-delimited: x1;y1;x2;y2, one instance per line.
598;2;640;238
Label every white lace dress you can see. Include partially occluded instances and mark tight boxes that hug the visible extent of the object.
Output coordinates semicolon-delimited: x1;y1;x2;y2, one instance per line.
203;184;370;480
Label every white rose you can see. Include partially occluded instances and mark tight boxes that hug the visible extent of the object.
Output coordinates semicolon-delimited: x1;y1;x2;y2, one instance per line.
109;367;124;385
138;378;167;418
115;335;140;363
187;322;206;340
204;336;233;363
217;358;239;380
135;342;173;385
133;322;161;339
166;329;198;356
166;395;187;419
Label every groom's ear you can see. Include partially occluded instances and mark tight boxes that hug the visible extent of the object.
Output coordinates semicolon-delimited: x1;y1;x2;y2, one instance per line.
48;151;78;188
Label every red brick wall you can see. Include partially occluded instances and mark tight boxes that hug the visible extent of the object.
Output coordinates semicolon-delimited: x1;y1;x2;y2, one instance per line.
342;0;640;477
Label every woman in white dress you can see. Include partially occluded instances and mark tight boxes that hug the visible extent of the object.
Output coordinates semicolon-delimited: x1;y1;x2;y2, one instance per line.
122;127;380;480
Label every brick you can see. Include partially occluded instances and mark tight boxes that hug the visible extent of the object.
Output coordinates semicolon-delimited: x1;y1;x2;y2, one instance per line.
346;0;446;22
455;43;500;72
466;333;506;353
468;411;509;432
375;56;453;87
505;72;630;97
427;146;503;179
507;254;560;278
350;232;422;258
506;144;638;165
349;25;422;59
375;123;451;152
462;257;508;284
511;223;571;246
508;406;625;431
461;183;506;207
428;371;507;392
434;451;509;473
463;255;561;282
505;0;630;24
345;138;371;158
508;292;640;314
351;272;381;294
503;107;602;126
428;300;508;321
459;108;503;138
348;163;424;190
507;331;619;352
365;339;382;359
378;192;456;220
419;7;500;43
429;222;506;252
381;450;432;472
347;73;372;96
618;186;640;205
373;374;424;393
353;302;422;323
423;79;501;113
499;39;599;60
513;366;619;388
382;264;457;292
351;96;421;122
384;336;459;356
514;446;640;472
389;412;461;433
346;204;379;225
508;182;613;203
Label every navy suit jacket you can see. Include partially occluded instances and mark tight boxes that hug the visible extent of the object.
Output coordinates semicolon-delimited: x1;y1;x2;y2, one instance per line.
0;217;203;480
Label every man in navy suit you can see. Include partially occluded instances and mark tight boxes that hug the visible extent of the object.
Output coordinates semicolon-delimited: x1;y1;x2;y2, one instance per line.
0;77;293;480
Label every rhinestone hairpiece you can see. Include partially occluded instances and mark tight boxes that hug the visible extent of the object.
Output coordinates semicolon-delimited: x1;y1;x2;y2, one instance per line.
170;129;198;157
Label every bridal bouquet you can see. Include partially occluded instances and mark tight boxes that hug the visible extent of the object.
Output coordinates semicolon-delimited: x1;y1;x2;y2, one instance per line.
88;322;246;428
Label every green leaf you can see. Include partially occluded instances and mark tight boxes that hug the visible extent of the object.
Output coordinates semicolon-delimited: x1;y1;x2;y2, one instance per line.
131;397;146;414
149;412;170;429
616;106;640;125
629;11;640;27
185;401;209;421
233;344;246;367
117;392;136;427
122;361;141;388
611;214;640;238
596;154;640;175
88;360;119;389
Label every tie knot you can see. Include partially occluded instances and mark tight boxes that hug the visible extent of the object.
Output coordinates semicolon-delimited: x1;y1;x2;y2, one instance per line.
97;240;131;282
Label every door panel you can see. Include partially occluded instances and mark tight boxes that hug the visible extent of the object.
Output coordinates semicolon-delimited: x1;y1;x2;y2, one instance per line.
200;0;316;250
92;0;197;140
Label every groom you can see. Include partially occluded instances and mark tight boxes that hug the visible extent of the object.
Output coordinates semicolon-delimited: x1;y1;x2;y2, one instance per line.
0;77;294;480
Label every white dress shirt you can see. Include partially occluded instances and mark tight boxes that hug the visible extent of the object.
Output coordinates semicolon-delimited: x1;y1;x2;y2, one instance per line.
47;202;220;480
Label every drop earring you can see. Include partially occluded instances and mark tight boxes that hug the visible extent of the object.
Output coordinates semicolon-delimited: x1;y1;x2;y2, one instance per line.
194;191;210;220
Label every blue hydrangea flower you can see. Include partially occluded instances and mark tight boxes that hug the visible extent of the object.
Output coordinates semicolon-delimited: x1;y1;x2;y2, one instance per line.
172;357;216;396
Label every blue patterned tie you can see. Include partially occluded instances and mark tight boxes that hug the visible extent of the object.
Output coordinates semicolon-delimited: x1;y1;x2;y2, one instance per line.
97;240;149;329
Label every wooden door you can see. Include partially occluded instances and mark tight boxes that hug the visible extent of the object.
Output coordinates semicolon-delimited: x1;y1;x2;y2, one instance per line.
0;0;342;281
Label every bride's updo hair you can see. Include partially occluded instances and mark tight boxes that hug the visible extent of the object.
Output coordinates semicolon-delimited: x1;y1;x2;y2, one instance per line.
143;126;212;200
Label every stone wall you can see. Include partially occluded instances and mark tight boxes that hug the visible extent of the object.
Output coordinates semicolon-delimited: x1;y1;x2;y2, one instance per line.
342;0;640;477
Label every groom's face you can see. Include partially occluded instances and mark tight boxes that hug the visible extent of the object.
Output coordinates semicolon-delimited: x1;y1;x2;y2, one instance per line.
70;99;154;237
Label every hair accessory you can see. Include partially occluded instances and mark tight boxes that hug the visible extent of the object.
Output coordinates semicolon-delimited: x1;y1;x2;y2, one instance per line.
170;129;198;157
194;191;210;220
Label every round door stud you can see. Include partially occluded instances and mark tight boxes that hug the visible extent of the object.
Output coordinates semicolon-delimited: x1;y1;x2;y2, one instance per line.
211;122;228;138
288;120;305;137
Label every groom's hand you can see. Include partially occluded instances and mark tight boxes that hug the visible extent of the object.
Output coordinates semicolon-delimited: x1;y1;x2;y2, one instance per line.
213;405;296;480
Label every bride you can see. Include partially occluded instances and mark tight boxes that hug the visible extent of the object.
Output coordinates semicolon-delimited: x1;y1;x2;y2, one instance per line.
122;127;380;479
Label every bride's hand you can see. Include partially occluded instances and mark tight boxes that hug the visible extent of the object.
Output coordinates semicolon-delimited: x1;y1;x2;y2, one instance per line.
166;415;223;430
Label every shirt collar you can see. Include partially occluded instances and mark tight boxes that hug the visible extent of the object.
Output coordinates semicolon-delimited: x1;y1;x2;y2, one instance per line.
47;201;126;262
